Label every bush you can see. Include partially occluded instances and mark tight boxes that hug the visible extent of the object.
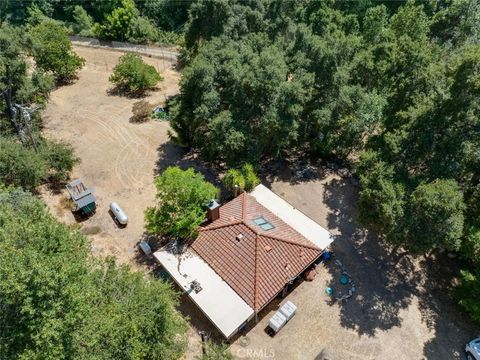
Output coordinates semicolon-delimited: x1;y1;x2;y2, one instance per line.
109;53;163;95
0;188;188;359
222;169;245;196
242;163;260;191
30;20;85;82
222;163;259;196
131;100;154;122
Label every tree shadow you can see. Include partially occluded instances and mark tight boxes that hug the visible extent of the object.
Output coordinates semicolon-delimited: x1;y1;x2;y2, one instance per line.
259;156;333;186
322;177;478;357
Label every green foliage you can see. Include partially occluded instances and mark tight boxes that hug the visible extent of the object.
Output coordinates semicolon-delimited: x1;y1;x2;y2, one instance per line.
41;139;80;181
242;163;260;191
357;151;405;239
72;5;94;37
93;0;139;41
407;180;465;253
129;16;159;44
0;187;188;358
0;138;78;190
30;21;85;82
456;269;480;323
197;341;233;360
222;169;245;195
0;23;53;111
222;163;259;196
109;53;162;95
142;0;190;31
145;166;219;239
0;138;49;190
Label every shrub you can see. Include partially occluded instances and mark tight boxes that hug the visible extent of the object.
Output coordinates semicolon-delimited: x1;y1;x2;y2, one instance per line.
109;53;163;95
242;163;260;191
456;269;480;323
222;163;259;196
222;169;245;196
131;100;154;122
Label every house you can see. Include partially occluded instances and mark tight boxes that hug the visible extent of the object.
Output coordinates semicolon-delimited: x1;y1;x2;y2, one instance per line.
153;184;333;339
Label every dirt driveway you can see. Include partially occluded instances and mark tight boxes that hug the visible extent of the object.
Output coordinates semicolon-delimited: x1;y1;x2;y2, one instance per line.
41;45;179;265
228;167;479;359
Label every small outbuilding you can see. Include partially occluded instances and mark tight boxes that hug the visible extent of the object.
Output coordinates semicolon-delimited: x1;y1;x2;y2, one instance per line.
66;179;96;215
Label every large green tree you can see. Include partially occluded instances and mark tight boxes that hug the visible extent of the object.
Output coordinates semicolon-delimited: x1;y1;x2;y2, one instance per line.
0;187;187;359
30;20;85;83
145;166;219;239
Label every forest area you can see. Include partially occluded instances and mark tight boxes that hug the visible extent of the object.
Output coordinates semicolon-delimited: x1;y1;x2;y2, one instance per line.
0;0;480;358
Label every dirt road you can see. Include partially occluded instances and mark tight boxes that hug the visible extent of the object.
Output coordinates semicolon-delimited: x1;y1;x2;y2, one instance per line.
41;45;179;265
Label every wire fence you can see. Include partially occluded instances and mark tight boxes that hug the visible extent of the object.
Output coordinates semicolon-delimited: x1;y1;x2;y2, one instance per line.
70;36;178;64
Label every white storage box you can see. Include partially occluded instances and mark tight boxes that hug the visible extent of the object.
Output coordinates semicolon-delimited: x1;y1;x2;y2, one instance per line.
268;311;287;333
279;301;297;321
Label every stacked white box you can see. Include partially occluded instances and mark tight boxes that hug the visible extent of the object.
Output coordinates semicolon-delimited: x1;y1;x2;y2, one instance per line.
268;311;287;333
279;301;297;321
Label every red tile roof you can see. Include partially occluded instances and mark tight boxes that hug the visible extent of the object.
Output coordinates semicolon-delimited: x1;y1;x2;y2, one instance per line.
191;192;322;311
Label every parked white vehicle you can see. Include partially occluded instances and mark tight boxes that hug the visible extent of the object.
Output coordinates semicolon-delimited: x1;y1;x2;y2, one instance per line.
466;338;480;360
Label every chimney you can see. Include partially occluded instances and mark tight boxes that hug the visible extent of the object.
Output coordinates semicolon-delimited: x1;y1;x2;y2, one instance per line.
207;199;220;222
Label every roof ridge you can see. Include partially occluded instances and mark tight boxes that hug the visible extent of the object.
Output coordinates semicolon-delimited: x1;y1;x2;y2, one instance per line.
241;191;247;221
253;229;260;311
257;232;322;252
199;220;243;232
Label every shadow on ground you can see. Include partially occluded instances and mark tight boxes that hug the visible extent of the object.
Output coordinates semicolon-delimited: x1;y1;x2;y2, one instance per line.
322;177;477;359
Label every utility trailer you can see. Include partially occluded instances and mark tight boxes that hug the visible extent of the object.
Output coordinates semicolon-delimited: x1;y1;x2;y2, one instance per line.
66;179;96;215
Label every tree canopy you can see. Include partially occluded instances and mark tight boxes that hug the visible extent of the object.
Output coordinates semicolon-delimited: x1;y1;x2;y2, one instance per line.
0;187;187;359
145;166;219;239
29;20;85;82
168;0;480;323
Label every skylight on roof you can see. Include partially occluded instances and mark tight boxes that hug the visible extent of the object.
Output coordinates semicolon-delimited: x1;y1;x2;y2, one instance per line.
254;217;274;231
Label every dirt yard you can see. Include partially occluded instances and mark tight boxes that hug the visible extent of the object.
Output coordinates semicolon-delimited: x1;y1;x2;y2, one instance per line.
41;45;179;265
39;46;479;360
227;168;479;359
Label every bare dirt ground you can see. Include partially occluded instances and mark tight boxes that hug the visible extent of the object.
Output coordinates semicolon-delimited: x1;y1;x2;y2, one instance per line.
39;46;479;360
226;166;480;359
40;45;179;265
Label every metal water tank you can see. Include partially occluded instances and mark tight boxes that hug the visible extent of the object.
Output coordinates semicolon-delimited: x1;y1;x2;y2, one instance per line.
110;202;128;225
